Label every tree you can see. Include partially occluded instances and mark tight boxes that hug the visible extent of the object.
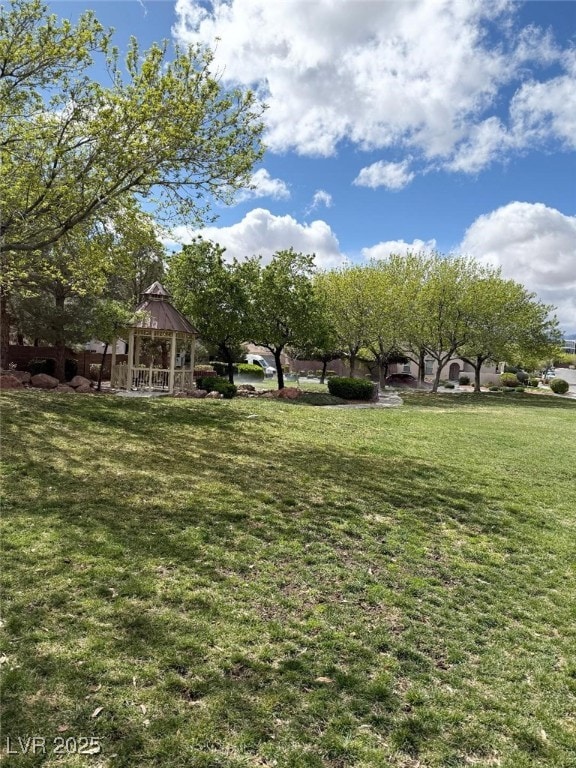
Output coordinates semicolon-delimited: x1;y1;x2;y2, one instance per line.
0;0;264;366
88;299;138;391
251;249;322;390
316;265;373;378
167;238;258;383
403;254;481;392
458;274;560;392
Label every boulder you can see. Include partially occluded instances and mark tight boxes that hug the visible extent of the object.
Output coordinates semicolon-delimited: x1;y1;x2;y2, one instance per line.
0;374;24;389
30;373;59;389
260;391;275;398
75;384;93;393
277;387;300;400
56;384;75;393
205;390;224;399
237;384;256;392
8;370;31;384
69;375;92;389
190;389;207;398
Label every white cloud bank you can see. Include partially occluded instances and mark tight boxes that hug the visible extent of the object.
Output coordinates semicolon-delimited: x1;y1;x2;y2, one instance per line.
173;0;574;177
362;239;438;260
168;207;344;269
460;202;576;330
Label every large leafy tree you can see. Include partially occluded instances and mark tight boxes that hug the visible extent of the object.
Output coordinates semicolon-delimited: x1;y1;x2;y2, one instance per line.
0;0;264;366
251;249;322;389
167;238;259;383
316;265;373;378
458;275;560;391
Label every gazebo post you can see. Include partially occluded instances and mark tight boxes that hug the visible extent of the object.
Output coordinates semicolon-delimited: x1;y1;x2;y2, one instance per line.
127;328;135;390
169;330;177;393
189;337;196;389
110;338;117;387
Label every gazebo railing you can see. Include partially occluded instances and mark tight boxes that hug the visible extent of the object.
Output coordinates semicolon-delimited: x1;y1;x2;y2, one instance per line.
111;363;195;392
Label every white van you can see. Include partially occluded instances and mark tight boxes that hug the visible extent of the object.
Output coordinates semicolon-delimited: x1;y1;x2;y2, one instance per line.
245;354;276;377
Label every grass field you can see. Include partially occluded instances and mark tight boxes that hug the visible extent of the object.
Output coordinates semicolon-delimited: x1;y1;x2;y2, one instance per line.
1;390;575;768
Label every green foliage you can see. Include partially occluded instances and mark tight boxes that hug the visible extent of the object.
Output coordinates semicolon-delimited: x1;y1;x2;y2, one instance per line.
444;382;455;389
236;363;264;379
1;1;264;259
550;378;569;394
500;372;520;388
528;377;540;388
514;387;526;393
27;357;55;377
489;386;502;391
168;239;258;382
327;376;374;400
197;375;237;398
458;375;471;385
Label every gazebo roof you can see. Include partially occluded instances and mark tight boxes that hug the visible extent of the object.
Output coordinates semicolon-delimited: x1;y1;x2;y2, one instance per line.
133;282;198;335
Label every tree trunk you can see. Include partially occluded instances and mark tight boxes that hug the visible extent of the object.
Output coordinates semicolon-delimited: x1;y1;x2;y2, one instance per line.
431;361;443;393
379;360;386;389
274;349;284;389
226;357;235;384
418;349;426;383
53;343;66;382
320;359;328;384
349;353;356;378
0;286;10;371
97;341;108;391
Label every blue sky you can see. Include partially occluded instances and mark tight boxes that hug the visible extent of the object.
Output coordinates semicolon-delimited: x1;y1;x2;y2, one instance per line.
49;1;575;333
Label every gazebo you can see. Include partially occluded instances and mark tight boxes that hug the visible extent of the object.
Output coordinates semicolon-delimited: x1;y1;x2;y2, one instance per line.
110;282;199;394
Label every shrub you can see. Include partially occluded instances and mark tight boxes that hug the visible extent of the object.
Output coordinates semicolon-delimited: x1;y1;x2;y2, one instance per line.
236;363;264;379
458;375;471;386
194;364;216;373
27;358;56;377
500;372;520;388
514;386;525;393
489;386;501;392
209;361;239;378
197;376;237;398
528;377;540;388
516;370;529;383
89;363;101;381
328;376;374;400
550;378;569;395
64;358;78;381
444;382;455;389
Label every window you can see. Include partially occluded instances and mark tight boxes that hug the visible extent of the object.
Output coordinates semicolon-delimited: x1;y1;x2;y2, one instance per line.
425;359;434;375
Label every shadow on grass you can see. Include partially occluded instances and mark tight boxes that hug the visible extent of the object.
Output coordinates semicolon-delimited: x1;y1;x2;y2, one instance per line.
400;391;576;410
1;390;573;767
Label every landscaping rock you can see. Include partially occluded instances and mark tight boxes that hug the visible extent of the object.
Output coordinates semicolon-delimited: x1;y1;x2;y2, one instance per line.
205;391;224;399
260;392;275;398
190;389;207;398
56;384;75;393
75;384;93;393
8;370;31;384
0;374;24;389
69;375;92;389
237;384;256;392
30;373;59;389
277;387;300;400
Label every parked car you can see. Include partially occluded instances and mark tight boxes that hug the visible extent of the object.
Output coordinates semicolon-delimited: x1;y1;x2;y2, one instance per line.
543;368;556;379
244;354;276;377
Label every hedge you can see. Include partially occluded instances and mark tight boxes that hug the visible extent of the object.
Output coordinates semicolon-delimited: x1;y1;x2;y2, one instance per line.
327;376;374;400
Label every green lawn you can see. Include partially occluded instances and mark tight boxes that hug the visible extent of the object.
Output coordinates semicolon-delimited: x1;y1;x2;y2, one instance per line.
1;390;575;767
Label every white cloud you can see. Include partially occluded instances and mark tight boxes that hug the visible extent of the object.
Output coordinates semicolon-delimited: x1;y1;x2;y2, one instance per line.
354;160;414;190
304;189;333;215
362;238;438;260
167;207;345;269
235;168;290;203
460;202;576;329
173;0;570;174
